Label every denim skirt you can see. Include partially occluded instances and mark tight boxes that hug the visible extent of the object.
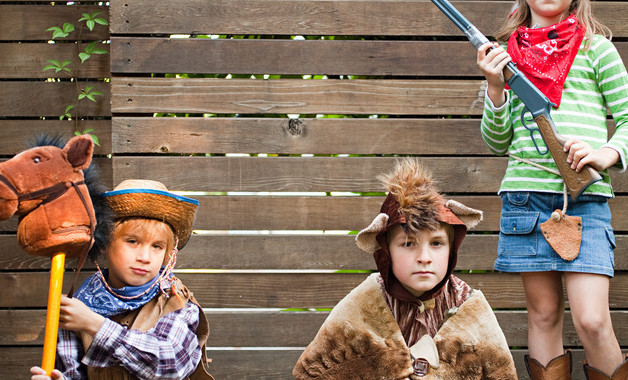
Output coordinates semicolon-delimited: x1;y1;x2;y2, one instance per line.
495;192;615;276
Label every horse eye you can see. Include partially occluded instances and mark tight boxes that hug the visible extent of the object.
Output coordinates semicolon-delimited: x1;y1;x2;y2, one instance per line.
33;157;40;163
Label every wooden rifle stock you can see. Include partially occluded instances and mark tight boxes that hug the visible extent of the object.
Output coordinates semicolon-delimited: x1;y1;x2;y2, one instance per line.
533;115;603;200
503;68;602;200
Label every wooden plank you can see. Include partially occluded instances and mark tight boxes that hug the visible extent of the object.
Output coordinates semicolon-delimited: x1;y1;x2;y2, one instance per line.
0;43;110;79
0;346;625;380
3;195;628;232
109;0;628;38
0;5;109;41
111;117;617;155
110;76;628;116
110;38;628;76
110;38;479;76
1;272;627;309
111;156;509;193
1;233;626;271
3;309;628;348
0;120;111;155
205;310;628;349
112;156;628;193
112;117;489;155
111;77;488;115
0;82;110;117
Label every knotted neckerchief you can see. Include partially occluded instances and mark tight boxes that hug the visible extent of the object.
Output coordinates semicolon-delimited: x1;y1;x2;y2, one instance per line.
75;237;182;317
507;15;585;108
74;268;172;317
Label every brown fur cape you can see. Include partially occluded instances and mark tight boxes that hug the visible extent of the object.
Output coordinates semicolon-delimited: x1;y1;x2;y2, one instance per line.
293;273;517;379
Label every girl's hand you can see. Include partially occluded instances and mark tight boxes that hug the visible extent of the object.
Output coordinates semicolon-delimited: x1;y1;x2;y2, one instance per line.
30;366;65;380
564;139;620;172
58;295;105;336
477;42;512;107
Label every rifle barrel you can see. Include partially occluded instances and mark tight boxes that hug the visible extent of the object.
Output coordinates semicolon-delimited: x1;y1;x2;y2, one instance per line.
431;0;489;49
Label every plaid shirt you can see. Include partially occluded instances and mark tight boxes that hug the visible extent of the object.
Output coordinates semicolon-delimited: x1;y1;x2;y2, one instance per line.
56;301;202;380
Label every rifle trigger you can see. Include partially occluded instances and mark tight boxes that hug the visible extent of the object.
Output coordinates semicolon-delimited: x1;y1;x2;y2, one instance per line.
520;107;549;155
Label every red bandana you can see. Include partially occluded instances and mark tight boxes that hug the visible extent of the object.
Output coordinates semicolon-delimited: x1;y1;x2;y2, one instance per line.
506;15;585;108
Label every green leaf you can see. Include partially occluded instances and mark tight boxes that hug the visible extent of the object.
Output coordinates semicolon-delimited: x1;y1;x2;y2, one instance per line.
94;18;109;26
47;27;68;39
42;59;72;74
86;20;95;31
79;52;91;63
62;23;75;34
60;104;75;120
92;48;109;55
84;41;97;54
74;128;100;146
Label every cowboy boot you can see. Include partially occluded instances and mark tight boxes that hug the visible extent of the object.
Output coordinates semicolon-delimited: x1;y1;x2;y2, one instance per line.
583;355;628;380
525;351;572;380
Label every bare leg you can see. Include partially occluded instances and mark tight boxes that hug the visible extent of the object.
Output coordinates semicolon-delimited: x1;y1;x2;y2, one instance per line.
565;272;623;375
521;271;565;365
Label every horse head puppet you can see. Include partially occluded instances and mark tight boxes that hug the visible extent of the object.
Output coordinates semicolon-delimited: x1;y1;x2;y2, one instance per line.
0;134;96;258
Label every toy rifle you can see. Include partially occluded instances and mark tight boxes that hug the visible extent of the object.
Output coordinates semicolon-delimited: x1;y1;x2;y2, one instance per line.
431;0;602;200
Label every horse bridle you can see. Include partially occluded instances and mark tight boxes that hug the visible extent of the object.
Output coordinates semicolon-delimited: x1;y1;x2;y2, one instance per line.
0;173;95;296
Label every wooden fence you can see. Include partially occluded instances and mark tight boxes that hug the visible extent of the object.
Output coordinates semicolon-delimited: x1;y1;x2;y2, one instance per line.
1;0;627;379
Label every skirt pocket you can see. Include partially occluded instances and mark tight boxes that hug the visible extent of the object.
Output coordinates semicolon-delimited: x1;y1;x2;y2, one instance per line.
498;211;540;256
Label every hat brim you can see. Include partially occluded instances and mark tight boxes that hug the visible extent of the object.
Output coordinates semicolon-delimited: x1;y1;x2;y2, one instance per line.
103;189;199;249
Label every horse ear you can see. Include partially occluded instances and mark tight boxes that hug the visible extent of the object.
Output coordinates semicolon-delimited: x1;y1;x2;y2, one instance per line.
64;135;94;170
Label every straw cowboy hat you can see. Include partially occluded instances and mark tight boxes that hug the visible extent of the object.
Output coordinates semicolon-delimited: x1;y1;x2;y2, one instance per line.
103;179;199;249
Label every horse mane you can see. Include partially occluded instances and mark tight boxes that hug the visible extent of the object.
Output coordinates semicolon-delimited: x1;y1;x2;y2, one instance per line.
27;134;114;262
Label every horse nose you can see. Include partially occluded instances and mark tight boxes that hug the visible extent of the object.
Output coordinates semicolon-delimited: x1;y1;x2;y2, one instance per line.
0;178;18;220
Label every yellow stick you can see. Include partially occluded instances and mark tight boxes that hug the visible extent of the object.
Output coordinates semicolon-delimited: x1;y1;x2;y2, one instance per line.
42;252;65;376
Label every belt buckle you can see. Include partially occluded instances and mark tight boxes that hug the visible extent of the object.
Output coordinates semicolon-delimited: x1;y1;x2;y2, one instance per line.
413;357;430;376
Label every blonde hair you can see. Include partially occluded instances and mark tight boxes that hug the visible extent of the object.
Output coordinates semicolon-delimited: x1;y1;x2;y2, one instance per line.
113;217;176;262
495;0;612;47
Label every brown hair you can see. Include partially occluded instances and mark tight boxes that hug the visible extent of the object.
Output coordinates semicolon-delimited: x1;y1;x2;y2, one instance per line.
495;0;612;47
394;222;455;249
113;217;176;262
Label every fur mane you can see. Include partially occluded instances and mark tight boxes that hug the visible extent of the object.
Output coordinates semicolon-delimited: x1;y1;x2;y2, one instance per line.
378;158;443;233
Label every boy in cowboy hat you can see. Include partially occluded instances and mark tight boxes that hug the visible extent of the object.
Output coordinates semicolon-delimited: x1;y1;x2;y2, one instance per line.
293;158;517;379
30;179;214;380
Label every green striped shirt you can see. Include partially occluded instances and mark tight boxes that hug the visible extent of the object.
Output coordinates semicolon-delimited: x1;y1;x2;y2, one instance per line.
481;35;628;197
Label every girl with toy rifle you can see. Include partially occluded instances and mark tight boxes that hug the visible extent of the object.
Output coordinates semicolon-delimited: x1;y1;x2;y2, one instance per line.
477;0;628;378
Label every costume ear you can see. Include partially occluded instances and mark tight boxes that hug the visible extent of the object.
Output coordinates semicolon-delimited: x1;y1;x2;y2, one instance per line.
355;213;389;253
64;135;94;171
445;199;483;230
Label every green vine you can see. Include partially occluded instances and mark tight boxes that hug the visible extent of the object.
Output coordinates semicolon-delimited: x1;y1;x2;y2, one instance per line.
43;8;109;146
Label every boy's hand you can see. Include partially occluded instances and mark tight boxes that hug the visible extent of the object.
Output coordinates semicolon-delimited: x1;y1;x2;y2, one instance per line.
564;138;620;172
477;42;511;107
59;295;105;336
30;366;65;380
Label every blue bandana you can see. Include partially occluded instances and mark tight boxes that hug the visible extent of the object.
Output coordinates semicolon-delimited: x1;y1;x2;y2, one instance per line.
75;269;166;317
